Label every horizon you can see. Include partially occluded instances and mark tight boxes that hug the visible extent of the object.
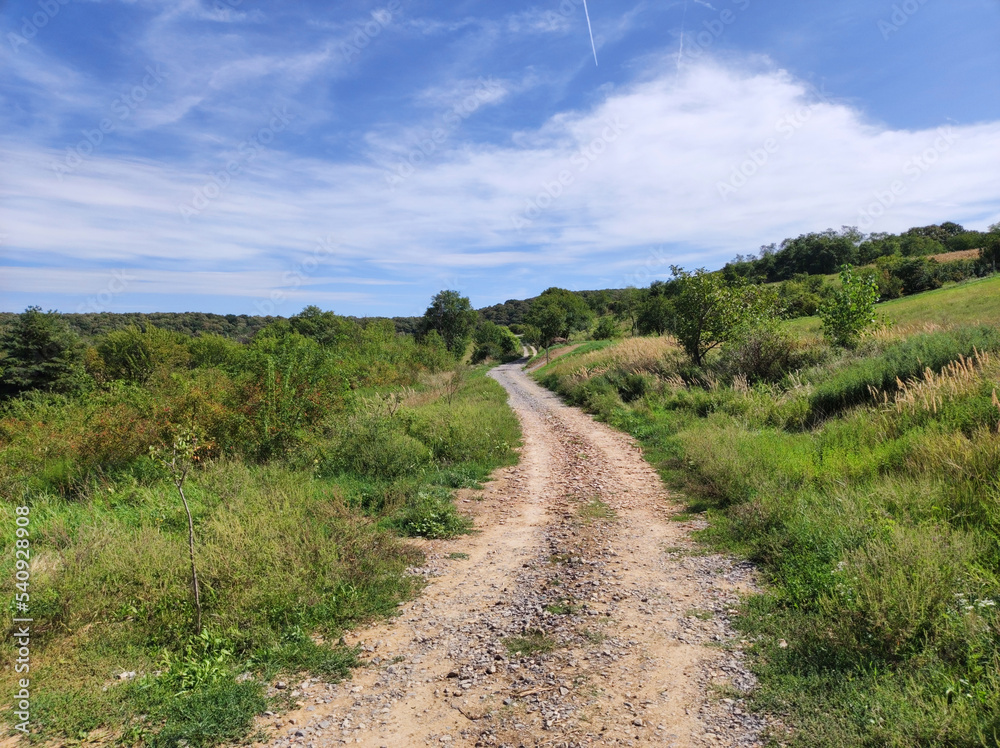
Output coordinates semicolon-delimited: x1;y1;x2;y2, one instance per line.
2;0;999;316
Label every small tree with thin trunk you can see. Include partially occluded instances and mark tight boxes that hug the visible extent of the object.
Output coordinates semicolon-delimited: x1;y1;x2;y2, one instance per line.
819;264;880;348
666;267;780;366
151;428;205;634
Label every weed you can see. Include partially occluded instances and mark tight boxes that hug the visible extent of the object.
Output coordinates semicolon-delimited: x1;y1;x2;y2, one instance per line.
579;627;608;645
545;599;581;615
504;630;559;657
577;499;617;523
685;609;715;621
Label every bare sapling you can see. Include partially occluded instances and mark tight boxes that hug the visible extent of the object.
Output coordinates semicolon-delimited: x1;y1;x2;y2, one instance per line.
151;428;204;634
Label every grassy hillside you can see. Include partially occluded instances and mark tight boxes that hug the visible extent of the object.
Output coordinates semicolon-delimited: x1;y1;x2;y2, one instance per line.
535;280;1000;746
0;316;520;745
786;274;1000;339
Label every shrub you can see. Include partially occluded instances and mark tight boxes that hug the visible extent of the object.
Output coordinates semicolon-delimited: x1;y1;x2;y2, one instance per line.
593;316;621;340
471;321;521;363
719;326;797;383
390;486;471;538
819;265;880;348
189;334;244;369
822;524;977;661
96;325;191;384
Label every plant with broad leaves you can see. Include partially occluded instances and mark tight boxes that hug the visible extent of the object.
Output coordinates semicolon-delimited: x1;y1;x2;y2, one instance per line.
820;264;881;348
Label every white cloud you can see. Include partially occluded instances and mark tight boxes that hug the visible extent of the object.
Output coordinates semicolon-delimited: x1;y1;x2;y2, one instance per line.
3;56;999;311
506;8;574;35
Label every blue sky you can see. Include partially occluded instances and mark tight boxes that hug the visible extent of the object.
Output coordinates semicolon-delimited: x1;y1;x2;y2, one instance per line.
2;0;999;317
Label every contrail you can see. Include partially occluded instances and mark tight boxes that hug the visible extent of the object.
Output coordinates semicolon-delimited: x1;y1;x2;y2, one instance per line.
582;0;598;66
675;0;689;77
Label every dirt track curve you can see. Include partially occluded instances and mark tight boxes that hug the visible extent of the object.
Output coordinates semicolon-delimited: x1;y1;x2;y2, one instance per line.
256;359;765;748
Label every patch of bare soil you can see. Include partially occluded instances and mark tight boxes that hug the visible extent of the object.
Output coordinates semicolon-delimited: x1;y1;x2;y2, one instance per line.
254;360;764;748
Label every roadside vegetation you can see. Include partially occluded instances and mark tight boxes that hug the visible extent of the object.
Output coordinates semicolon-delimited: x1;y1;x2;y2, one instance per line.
533;242;1000;745
3;218;997;745
0;302;520;745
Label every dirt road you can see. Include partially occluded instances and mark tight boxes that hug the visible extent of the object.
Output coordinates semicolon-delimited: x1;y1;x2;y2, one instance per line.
258;360;764;748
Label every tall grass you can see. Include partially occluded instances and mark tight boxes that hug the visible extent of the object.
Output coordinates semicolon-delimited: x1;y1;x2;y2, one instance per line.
0;322;520;745
535;322;1000;746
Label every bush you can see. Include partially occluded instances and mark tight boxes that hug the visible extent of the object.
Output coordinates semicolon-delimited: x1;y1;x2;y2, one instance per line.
189;333;244;369
719;327;797;383
821;524;977;661
471;321;521;363
592;316;620;340
819;265;880;348
328;426;431;479
389;486;471;539
96;325;191;384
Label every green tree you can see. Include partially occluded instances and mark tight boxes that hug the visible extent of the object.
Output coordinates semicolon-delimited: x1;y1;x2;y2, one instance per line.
289;306;361;347
666;267;779;366
96;324;191;384
525;288;594;359
611;287;642;336
525;297;568;362
471;321;521;363
419;290;478;356
0;306;87;398
636;281;675;336
592;316;620;340
979;224;1000;274
819;265;881;348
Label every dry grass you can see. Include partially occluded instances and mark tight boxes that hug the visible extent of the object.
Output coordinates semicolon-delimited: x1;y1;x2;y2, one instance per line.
868;320;946;344
869;348;996;420
928;249;981;263
546;336;682;381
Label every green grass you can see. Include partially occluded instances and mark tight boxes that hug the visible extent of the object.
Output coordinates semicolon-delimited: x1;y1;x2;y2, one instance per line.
577;498;617;523
685;609;714;621
0;364;522;745
544;599;581;616
530;339;616;371
785;274;1000;339
534;287;1000;747
504;630;559;657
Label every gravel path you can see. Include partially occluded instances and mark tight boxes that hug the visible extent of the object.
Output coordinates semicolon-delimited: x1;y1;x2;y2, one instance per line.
255;360;765;748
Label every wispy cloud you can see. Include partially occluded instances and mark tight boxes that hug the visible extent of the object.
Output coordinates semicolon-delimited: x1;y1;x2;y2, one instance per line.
5;58;999;312
3;1;999;314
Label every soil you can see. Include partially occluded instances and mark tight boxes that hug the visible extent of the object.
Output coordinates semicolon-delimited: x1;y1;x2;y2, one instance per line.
255;359;765;748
